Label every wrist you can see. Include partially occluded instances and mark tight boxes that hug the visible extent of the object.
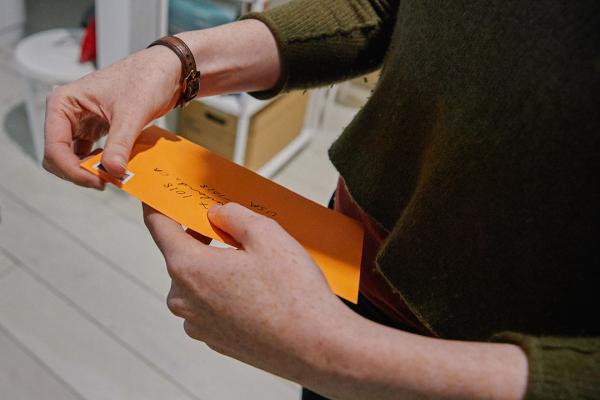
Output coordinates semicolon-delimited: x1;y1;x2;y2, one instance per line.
148;36;200;107
174;20;281;97
142;44;183;105
306;315;529;400
300;306;427;399
173;30;214;97
297;301;371;388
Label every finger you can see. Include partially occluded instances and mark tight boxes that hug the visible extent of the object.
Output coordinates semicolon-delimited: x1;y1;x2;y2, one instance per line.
74;113;109;143
44;142;105;189
166;281;191;318
207;202;276;247
73;138;94;158
143;203;198;260
144;204;237;277
183;320;207;342
79;148;104;162
101;113;145;178
43;92;105;189
206;343;231;357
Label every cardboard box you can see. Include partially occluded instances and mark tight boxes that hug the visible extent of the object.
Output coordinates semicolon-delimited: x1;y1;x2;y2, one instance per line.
336;70;381;108
350;69;380;90
178;92;309;171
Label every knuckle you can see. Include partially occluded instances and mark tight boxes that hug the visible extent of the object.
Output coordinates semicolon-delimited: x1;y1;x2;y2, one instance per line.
165;254;186;278
142;211;152;228
270;218;284;233
45;87;60;103
41;157;66;180
223;202;240;211
45;93;54;106
220;202;239;216
46;85;68;104
206;343;226;355
263;216;280;229
111;136;134;150
166;296;185;317
254;216;278;234
182;320;193;335
41;157;53;173
183;320;202;340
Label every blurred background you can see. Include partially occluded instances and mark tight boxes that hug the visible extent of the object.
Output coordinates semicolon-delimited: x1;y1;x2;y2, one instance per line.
0;0;375;398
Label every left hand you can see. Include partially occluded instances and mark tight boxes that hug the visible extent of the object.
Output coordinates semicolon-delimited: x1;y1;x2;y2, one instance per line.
142;202;354;380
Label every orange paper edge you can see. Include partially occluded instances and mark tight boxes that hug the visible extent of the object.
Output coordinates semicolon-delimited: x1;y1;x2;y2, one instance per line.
82;126;363;303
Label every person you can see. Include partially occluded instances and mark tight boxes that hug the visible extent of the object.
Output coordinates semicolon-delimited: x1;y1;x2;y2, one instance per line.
43;1;599;399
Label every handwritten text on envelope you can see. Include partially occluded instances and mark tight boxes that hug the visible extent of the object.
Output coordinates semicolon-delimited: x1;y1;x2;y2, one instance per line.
81;126;363;303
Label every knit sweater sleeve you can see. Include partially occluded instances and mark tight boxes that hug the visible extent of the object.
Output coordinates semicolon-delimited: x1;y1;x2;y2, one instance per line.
239;0;399;99
491;333;600;399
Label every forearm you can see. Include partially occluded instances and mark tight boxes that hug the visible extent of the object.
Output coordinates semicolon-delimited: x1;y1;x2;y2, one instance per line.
300;311;528;400
175;19;281;97
241;0;400;94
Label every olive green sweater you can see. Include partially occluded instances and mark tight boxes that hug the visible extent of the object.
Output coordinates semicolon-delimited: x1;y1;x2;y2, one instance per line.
242;1;599;398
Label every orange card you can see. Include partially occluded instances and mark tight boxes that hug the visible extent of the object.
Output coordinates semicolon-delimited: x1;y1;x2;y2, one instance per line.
81;126;363;302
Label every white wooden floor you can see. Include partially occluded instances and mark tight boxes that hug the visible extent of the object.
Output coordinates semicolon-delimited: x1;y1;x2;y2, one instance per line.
0;42;359;399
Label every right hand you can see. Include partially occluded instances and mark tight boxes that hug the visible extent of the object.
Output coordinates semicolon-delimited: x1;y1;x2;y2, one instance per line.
43;45;182;189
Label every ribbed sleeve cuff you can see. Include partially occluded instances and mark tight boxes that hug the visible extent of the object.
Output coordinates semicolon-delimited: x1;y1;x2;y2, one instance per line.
240;0;386;100
491;332;600;400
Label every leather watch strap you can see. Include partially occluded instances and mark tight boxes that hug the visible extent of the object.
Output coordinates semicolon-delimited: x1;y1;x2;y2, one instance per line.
148;36;201;108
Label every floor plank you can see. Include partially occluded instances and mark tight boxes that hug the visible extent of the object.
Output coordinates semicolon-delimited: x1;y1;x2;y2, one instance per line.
0;182;299;399
0;264;196;400
0;137;172;299
0;318;83;400
0;249;13;278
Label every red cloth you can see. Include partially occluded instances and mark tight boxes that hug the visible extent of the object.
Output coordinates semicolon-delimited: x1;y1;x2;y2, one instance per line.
334;177;431;335
80;17;96;63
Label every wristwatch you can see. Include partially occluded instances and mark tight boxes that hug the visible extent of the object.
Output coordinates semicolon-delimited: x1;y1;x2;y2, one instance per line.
148;36;201;108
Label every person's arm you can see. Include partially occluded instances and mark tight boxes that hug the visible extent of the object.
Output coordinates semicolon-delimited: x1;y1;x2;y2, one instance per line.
143;202;530;400
490;332;600;399
43;19;280;186
312;321;600;399
241;0;400;98
44;0;398;186
300;311;529;400
174;21;281;98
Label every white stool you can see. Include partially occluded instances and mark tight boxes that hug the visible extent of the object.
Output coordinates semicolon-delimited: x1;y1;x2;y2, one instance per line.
0;0;24;48
14;28;95;162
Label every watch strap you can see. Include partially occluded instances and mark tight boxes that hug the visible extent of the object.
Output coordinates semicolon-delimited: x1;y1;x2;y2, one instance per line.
148;36;200;108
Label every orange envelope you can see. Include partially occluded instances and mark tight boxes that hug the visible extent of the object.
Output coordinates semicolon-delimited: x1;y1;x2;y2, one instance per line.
81;126;363;303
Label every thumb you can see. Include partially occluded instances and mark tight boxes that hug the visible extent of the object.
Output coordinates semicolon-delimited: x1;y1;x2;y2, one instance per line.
143;203;197;259
208;203;272;248
101;114;145;177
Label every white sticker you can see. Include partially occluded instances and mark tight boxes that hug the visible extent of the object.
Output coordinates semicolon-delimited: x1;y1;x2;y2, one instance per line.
93;162;135;184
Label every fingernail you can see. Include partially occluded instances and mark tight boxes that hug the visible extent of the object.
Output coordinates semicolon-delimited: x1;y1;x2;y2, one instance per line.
115;155;128;170
208;204;221;215
108;156;127;178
